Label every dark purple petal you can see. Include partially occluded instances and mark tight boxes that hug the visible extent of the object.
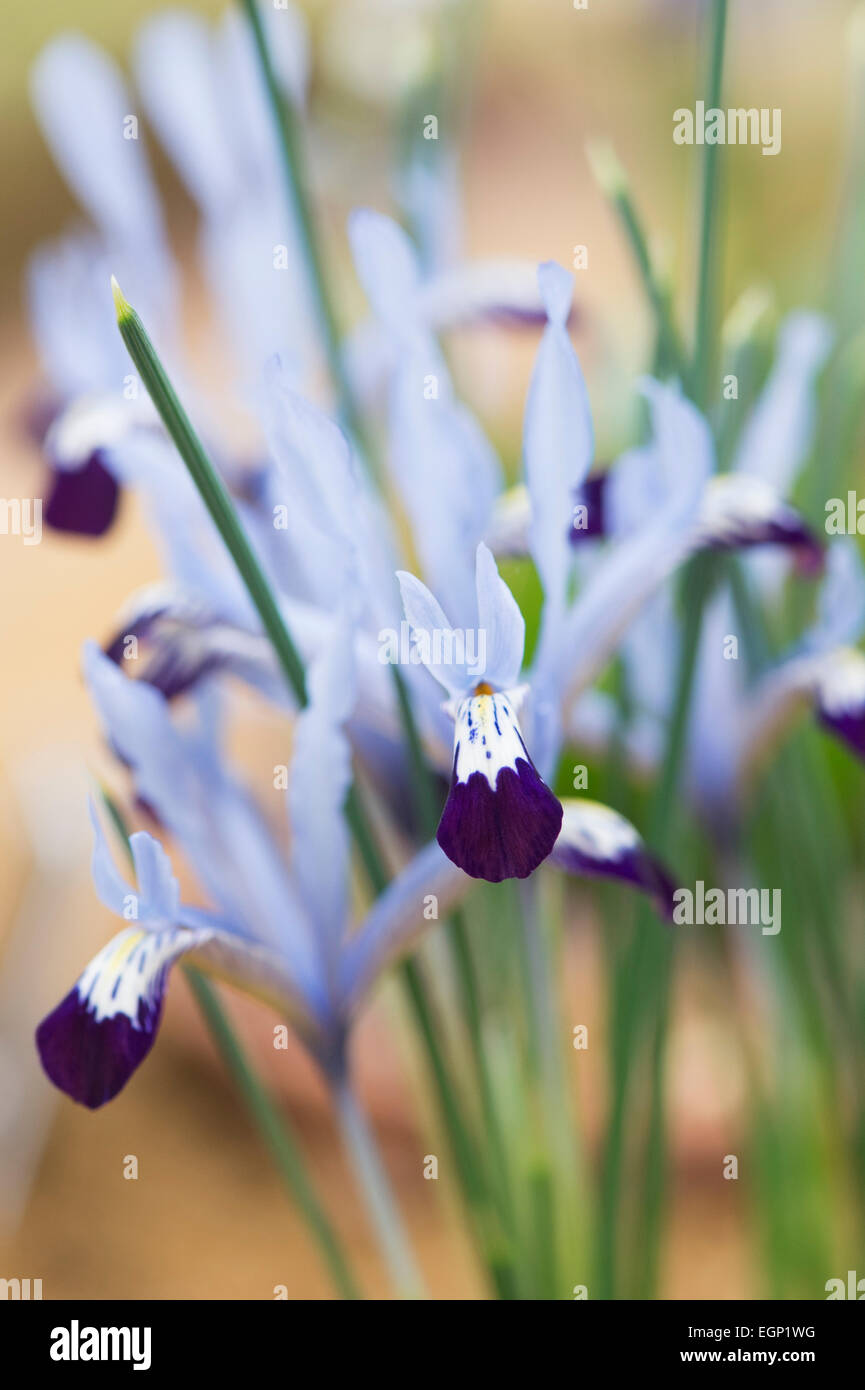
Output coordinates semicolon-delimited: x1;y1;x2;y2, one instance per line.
36;987;161;1110
548;799;678;919
709;513;824;575
44;451;120;537
697;478;825;574
109;635;221;701
481;304;566;329
104;593;222;700
817;706;865;760
554;837;677;920
569;471;608;545
437;756;563;882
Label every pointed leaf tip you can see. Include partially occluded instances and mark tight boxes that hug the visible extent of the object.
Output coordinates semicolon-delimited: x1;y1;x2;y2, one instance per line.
586;139;627;197
111;275;131;322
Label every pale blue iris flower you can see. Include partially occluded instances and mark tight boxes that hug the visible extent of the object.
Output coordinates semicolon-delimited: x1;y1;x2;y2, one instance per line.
37;628;468;1106
559;312;865;821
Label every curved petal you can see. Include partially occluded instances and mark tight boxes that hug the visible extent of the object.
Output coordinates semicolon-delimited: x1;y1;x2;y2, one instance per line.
396;571;468;697
88;801;134;917
629;378;715;526
553;520;690;710
348;208;422;339
734;311;832;492
739;646;865;792
31;35;163;250
216;4;308;178
100;585;410;758
475;543;525;691
814;648;865;757
550;386;712;710
289;618;354;957
90;801;179;926
104;585;282;703
801;539;865;654
685;590;746;813
523;261;592;635
134;11;237;214
83;644;321;1000
549;799;676;919
387;341;500;624
129;832;180;922
351;211;501;622
45;390;159;471
339;842;470;1010
28;235;131;398
34;908;314;1110
418;259;550;330
730;547;865;789
258;364;361;608
691;474;823;573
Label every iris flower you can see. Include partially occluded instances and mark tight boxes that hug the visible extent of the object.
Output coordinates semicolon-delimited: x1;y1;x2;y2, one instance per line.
36;630;466;1106
36;609;677;1108
488;311;828;580
686;540;865;822
397;543;563;881
32;232;697;1106
553;312;865;822
91;249;700;897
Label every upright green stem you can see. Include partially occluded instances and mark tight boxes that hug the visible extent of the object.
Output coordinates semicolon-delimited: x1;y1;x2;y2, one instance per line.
597;1;730;1298
239;0;368;451
627;559;721;1299
652;554;721;836
188;970;362;1299
625;0;731;1295
333;1078;427;1299
113;280;307;706
517;879;570;1298
692;0;729;410
587;141;689;384
398;955;517;1298
448;909;516;1223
